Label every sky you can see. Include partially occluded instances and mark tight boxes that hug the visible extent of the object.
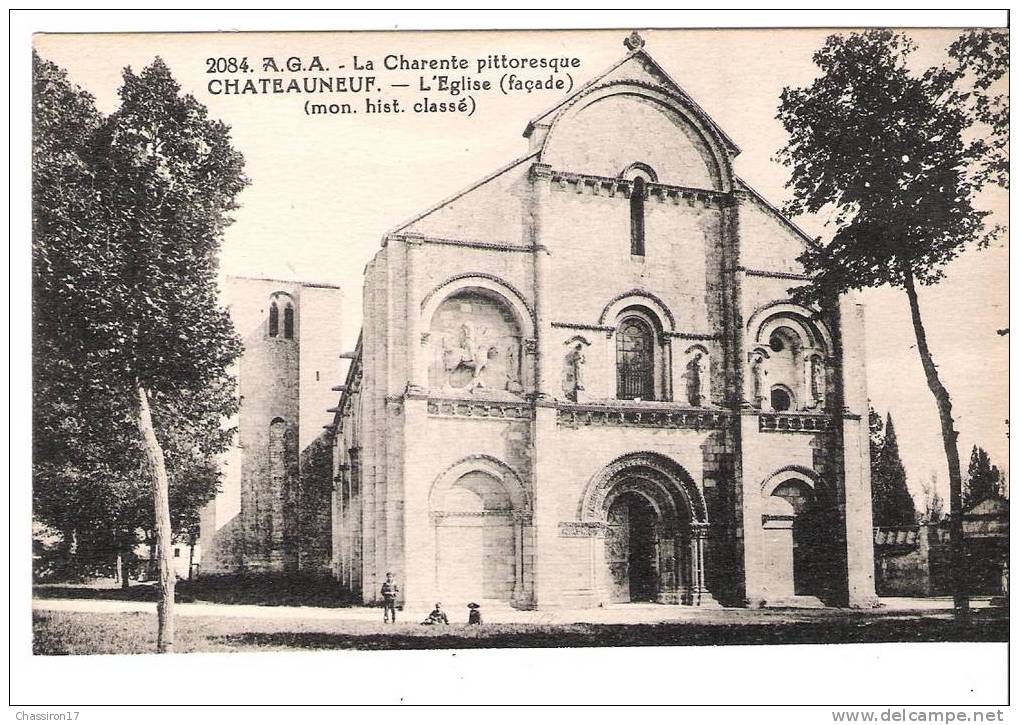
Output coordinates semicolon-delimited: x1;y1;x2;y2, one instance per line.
33;27;1009;508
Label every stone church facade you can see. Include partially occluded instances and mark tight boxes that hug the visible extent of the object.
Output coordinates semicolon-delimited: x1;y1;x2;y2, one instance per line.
329;35;877;610
199;275;343;575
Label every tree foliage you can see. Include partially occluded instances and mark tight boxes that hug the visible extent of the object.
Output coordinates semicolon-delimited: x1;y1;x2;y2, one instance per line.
870;412;918;527
32;52;248;577
963;445;1002;508
947;30;1009;189
776;29;1005;298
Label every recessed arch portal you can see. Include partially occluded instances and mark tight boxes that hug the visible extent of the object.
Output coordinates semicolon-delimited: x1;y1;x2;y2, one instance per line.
581;452;711;605
580;452;707;524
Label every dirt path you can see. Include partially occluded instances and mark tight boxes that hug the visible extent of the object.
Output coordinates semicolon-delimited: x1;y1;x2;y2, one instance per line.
32;595;996;626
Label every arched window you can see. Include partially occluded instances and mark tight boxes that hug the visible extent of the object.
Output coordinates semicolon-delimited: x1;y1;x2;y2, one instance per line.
749;305;833;412
630;177;646;256
616;317;654;400
283;303;295;339
268;301;280;337
268;418;287;488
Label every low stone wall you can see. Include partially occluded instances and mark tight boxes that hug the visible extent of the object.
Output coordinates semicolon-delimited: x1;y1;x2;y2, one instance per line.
874;511;1008;597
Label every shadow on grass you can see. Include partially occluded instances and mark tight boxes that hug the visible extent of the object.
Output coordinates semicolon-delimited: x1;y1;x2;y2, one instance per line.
33;583;161;602
211;612;1010;651
33;574;359;608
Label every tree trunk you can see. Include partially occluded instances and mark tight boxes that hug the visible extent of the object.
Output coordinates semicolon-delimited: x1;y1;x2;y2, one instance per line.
120;551;131;590
136;384;176;652
147;535;157;581
903;274;968;614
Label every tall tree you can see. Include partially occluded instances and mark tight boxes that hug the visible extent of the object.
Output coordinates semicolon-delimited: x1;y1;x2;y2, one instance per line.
32;54;247;651
32;51;139;582
919;474;946;524
963;446;1002;508
776;29;1007;613
871;414;917;527
868;406;884;466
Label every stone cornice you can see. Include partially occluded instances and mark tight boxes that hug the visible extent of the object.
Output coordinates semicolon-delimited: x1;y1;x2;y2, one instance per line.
551;321;616;333
665;330;720;341
388;232;534;253
557;401;731;431
431;510;533;525
550;321;718;341
542;167;732;207
427;397;533;421
739;267;813;282
756;412;835;434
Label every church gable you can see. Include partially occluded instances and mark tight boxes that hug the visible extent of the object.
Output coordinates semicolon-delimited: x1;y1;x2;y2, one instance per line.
392;37;744;244
532;49;736;191
526;46;739;157
391;154;536;246
539;87;726;190
737;179;813;276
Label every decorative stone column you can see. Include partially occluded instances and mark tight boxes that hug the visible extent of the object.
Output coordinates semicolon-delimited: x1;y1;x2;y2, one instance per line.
689;523;717;606
530;162;558;608
512;514;525;604
803;351;815;409
403;233;428;395
660;333;674;402
529;163;555;401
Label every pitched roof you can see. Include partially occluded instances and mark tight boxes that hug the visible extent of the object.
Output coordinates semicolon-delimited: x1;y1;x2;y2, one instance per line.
386;152;538;238
735;175;816;246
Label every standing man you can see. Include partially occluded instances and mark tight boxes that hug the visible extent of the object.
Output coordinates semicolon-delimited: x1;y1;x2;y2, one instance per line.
381;572;399;623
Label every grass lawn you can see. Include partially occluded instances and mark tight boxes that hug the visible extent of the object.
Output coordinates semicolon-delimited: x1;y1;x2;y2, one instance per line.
33;606;1008;655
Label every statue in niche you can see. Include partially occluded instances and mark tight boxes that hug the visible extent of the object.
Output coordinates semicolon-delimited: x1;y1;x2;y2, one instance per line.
564;342;586;401
749;351;766;408
443;323;497;393
809;354;826;409
505;343;523;394
685;351;706;407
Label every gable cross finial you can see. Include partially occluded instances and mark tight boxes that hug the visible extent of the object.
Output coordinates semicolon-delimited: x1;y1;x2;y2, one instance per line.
624;31;645;51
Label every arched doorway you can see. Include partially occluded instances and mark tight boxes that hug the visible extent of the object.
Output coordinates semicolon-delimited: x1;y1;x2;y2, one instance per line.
434;471;515;603
581;452;712;606
761;468;828;602
429;456;531;608
606;491;660;602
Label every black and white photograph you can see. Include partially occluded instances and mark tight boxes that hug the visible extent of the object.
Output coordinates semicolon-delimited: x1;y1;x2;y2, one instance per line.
11;9;1011;714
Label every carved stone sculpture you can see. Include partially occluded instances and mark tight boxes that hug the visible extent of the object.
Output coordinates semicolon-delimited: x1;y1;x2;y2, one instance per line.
809;354;826;409
750;351;766;408
565;342;586;402
685;352;704;407
443;323;495;393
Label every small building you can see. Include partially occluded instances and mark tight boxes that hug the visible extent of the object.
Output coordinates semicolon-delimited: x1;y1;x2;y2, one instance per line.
134;542;199;581
328;34;877;610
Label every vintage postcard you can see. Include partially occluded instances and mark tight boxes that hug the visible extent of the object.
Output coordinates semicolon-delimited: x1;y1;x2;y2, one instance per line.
19;13;1009;711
